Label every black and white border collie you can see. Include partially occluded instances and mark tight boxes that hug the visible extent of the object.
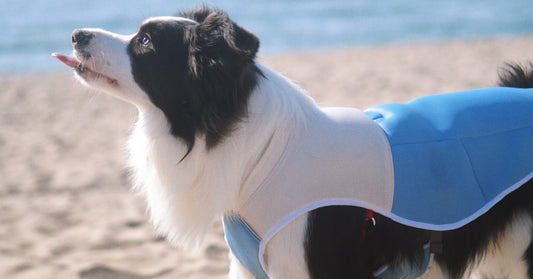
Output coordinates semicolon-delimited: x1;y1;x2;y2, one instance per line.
53;7;533;279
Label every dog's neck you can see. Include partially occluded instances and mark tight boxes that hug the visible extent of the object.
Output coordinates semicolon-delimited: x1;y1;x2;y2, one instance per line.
127;64;318;248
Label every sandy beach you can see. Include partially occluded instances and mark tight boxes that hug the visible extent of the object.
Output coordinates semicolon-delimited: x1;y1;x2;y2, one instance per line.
1;36;532;279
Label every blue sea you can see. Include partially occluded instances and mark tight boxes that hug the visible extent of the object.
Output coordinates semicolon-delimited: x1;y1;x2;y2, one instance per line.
2;0;533;73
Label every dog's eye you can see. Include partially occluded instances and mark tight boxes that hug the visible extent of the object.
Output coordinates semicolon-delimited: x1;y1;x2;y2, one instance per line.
141;35;151;47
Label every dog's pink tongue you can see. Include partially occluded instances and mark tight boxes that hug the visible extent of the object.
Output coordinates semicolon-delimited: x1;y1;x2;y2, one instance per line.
51;53;80;68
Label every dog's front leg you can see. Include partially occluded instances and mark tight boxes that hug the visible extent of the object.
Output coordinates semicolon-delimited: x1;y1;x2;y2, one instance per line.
228;252;256;279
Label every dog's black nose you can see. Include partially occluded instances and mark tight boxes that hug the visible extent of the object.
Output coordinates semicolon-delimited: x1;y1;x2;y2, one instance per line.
71;29;94;48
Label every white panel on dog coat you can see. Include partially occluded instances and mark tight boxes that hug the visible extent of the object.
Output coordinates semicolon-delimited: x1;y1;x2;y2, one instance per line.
239;106;395;240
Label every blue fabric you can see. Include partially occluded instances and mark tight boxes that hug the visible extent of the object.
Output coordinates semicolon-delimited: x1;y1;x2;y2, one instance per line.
365;87;533;227
223;216;269;279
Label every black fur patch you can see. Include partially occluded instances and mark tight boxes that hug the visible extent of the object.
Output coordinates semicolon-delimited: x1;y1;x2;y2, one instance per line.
498;62;533;88
305;180;533;279
128;7;261;158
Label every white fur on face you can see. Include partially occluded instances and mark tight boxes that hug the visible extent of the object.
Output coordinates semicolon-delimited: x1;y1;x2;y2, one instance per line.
73;28;151;106
74;17;197;108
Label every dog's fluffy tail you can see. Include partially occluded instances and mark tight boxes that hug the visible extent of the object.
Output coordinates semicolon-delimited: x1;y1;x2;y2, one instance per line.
498;62;533;88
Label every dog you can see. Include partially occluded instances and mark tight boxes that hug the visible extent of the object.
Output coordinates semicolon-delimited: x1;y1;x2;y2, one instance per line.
53;7;533;279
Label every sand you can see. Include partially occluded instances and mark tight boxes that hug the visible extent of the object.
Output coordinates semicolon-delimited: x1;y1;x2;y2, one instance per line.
1;36;532;279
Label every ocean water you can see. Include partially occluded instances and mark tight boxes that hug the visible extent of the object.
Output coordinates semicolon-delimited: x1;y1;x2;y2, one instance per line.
2;0;533;73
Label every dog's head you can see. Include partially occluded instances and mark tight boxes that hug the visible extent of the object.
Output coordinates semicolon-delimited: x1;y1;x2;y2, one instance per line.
54;7;261;154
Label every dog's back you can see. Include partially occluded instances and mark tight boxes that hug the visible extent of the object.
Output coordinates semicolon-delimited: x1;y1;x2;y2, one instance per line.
304;63;533;279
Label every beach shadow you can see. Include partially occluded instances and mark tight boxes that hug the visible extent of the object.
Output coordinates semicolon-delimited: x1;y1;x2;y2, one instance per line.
79;265;173;279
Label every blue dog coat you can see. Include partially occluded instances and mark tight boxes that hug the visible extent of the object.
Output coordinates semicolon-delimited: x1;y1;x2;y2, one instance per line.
224;87;533;279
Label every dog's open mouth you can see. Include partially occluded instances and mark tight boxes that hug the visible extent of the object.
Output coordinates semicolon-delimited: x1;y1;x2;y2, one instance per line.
52;53;119;87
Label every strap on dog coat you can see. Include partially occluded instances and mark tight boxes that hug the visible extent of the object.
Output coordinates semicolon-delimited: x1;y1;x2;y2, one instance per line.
224;87;533;278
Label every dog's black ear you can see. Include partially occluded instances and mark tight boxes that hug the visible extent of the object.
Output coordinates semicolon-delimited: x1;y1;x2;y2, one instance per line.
188;8;259;76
